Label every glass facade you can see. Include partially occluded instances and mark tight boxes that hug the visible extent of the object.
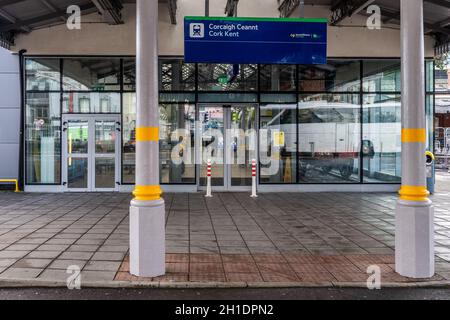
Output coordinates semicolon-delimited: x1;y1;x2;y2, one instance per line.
159;103;196;184
62;58;121;91
25;92;61;184
198;64;258;91
122;92;136;184
435;61;449;153
362;94;401;182
298;94;361;183
260;103;297;183
24;57;436;187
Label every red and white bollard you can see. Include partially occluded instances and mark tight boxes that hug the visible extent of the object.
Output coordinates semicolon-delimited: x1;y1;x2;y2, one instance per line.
205;159;213;198
251;159;257;198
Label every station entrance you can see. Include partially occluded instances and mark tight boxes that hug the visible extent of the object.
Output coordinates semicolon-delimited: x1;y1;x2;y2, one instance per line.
197;104;257;192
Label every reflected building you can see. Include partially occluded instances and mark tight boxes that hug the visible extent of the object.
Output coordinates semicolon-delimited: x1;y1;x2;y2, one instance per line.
23;58;435;191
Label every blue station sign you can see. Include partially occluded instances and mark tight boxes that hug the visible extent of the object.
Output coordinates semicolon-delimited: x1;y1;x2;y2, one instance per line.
184;16;327;65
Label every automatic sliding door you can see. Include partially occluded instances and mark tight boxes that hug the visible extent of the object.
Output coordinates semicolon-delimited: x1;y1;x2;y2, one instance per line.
229;106;257;187
197;104;257;190
199;106;225;187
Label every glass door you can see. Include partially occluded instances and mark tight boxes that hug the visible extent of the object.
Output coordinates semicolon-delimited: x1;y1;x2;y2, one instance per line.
198;105;225;189
94;120;119;191
229;106;257;188
63;115;120;192
197;104;257;191
65;119;89;191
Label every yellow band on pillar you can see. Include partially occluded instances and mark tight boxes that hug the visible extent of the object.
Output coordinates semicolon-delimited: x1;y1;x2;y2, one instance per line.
133;185;163;201
401;129;426;143
136;127;159;142
399;185;429;202
426;151;435;161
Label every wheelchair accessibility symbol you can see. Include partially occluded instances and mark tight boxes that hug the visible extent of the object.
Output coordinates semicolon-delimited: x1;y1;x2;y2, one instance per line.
190;23;204;38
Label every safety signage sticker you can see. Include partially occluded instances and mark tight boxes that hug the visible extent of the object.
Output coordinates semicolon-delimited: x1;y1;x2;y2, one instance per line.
273;131;285;148
184;16;327;64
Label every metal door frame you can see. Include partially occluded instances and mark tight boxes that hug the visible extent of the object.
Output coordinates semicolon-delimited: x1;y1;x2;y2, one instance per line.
62;114;121;192
196;103;258;192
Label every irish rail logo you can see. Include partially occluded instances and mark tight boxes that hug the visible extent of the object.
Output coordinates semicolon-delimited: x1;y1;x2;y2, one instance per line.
189;23;204;38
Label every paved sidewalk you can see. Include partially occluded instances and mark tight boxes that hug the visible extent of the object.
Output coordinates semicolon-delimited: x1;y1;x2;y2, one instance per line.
0;191;449;287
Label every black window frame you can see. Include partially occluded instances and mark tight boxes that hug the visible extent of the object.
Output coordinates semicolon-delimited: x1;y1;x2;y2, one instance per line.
23;55;436;187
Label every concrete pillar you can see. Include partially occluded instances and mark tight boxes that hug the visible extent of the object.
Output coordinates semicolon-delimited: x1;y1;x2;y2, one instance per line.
129;0;166;277
395;0;434;279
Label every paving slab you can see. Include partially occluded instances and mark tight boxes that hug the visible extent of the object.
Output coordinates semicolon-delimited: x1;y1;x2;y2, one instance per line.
0;191;449;287
84;261;122;272
0;268;42;280
12;259;53;269
91;252;126;261
26;251;61;259
38;269;70;282
48;259;87;270
58;252;94;260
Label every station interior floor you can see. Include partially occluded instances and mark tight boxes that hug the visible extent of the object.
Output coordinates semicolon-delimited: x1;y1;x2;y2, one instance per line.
0;175;449;284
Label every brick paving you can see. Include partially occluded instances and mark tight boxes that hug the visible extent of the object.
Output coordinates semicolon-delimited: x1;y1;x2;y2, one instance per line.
0;190;450;285
116;253;447;283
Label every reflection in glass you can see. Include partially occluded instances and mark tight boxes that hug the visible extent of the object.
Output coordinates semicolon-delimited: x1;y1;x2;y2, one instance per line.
159;59;196;91
198;64;257;91
122;93;136;184
63;92;120;114
63;58;121;91
260;65;296;91
26;58;60;91
95;121;116;154
230;106;257;186
122;97;197;185
435;93;450;153
67;121;88;154
362;94;401;183
79;97;90;113
435;66;450;93
434;60;450;154
299;61;361;92
25;92;61;184
363;60;401;92
68;158;88;189
298;94;361;183
160;104;196;184
197;93;258;103
426;94;434;151
159;93;196;103
260;94;297;104
260;104;297;184
426;60;434;93
95;158;115;189
24;57;438;188
123;58;136;91
199;106;225;186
